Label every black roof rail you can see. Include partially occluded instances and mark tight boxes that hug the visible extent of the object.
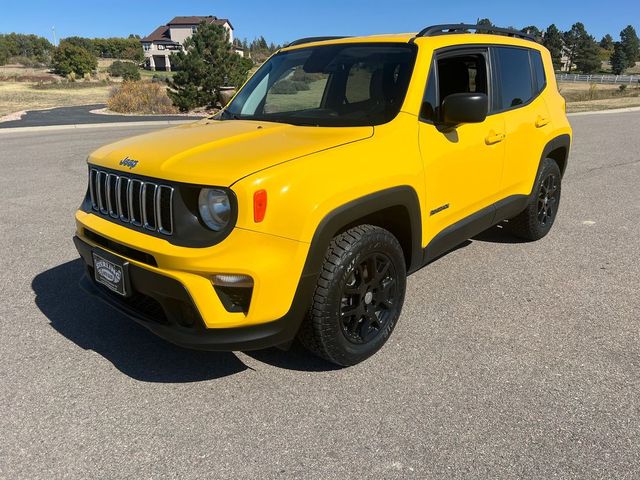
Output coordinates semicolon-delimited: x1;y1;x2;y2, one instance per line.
286;36;351;48
412;24;536;42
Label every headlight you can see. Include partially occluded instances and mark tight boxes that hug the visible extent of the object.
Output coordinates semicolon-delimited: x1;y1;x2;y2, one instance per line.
198;188;231;231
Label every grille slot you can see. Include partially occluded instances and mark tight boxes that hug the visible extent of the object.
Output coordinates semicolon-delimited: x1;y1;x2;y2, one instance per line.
89;168;174;235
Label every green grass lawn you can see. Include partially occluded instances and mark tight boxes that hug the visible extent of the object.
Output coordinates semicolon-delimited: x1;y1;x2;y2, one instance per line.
139;69;175;80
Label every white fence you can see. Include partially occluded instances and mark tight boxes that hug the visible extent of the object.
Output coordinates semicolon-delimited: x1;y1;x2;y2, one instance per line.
557;73;640;84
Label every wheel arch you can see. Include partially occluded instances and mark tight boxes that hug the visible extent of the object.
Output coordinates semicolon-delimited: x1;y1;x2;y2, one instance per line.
541;134;571;178
302;186;423;277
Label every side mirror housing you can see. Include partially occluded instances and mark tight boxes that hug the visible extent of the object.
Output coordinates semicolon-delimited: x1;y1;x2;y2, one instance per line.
440;93;488;126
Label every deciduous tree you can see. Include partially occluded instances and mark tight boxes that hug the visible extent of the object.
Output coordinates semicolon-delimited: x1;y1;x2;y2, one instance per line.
51;44;97;77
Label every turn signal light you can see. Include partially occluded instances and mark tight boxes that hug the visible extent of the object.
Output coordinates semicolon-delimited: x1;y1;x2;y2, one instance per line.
254;189;267;223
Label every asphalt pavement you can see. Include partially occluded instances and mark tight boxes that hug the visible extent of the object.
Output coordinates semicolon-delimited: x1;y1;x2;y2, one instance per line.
1;113;639;479
0;104;201;128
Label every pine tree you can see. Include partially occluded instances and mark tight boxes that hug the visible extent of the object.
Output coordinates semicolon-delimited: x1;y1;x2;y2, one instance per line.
521;25;542;41
477;18;493;34
543;24;564;70
564;23;588;71
620;25;639;64
168;23;252;111
575;35;602;74
599;34;614;51
610;42;629;75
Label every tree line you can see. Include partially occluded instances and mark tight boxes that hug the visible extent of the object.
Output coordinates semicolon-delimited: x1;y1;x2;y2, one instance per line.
59;36;144;62
0;33;143;67
234;36;281;63
0;33;53;65
476;19;639;75
1;21;638;76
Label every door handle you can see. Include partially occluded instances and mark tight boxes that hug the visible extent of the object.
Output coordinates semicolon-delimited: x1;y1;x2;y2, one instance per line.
535;116;550;128
485;131;505;145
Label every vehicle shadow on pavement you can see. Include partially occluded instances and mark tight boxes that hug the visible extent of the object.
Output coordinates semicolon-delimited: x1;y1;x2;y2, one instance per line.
32;259;248;383
32;260;339;381
472;224;529;244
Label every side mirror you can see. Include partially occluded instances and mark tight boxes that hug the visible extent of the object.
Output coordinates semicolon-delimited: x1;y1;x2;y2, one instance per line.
440;93;488;126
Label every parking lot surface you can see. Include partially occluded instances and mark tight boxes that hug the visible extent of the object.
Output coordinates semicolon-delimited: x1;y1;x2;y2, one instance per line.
1;113;639;479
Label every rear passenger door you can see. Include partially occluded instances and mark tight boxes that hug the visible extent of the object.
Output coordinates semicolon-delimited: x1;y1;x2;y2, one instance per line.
492;47;552;197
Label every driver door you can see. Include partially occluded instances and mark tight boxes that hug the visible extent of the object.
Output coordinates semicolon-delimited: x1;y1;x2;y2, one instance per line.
418;48;505;247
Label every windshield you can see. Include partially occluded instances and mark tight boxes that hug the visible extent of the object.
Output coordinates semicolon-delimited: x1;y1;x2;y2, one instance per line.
223;43;417;127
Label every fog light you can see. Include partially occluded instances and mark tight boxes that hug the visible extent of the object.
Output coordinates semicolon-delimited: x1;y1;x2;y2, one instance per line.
212;274;254;288
212;274;254;314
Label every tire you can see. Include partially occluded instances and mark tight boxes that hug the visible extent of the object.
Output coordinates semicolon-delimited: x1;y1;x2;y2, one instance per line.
298;225;407;366
507;158;562;241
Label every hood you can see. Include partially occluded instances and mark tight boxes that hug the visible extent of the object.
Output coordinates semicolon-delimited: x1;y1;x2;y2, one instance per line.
88;119;374;186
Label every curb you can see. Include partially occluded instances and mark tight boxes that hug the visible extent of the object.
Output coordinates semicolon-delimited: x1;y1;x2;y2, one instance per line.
568;106;640;117
0;120;195;134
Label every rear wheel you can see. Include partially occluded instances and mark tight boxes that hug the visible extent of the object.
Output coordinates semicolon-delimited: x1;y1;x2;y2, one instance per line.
298;225;406;366
507;158;562;241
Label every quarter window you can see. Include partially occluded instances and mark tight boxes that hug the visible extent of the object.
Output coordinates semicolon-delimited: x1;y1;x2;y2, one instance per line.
531;50;547;94
495;47;534;109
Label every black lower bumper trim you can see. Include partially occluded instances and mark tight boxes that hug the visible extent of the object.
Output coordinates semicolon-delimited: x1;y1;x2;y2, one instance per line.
74;235;315;351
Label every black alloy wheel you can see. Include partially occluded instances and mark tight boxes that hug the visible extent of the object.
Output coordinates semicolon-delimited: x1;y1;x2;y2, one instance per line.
340;253;399;345
537;173;559;227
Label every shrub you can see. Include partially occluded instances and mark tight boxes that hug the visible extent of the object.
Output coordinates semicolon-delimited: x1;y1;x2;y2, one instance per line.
152;74;169;84
270;79;311;94
107;81;178;114
291;68;324;84
108;60;141;81
271;80;297;94
292;80;310;91
52;44;97;77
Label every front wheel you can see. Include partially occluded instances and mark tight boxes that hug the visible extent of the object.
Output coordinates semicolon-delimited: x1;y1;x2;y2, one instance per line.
507;158;562;241
298;225;406;366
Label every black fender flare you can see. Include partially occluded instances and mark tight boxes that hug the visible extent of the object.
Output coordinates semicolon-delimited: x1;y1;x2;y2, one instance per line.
538;134;571;178
302;186;423;277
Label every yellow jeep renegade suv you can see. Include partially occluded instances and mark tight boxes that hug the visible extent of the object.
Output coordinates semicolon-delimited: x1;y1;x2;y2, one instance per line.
74;24;572;366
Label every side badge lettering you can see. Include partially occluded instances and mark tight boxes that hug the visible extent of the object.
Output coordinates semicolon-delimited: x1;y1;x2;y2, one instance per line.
430;204;450;216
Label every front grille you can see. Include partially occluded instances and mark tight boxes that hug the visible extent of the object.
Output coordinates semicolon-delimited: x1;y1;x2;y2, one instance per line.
89;169;174;235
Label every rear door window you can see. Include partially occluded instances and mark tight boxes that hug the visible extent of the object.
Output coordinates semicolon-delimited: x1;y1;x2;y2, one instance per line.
495;47;534;109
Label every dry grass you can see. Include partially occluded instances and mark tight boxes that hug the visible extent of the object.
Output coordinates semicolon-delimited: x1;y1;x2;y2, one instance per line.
566;96;640;113
0;81;112;117
559;82;640;112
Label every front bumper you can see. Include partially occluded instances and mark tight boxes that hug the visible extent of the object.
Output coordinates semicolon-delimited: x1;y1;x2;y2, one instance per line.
73;211;316;351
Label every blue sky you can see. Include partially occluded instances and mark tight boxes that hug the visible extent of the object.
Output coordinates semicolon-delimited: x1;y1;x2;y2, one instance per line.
1;0;638;45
